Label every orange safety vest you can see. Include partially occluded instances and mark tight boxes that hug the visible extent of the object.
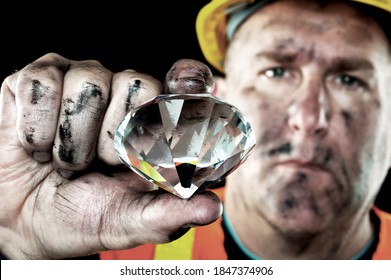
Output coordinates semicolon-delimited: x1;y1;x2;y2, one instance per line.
100;188;391;260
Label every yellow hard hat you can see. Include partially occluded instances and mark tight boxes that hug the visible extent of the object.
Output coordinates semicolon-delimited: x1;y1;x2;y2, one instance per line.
196;0;391;73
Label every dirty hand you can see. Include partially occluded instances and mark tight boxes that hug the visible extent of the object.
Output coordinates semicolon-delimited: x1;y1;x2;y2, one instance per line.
0;53;221;259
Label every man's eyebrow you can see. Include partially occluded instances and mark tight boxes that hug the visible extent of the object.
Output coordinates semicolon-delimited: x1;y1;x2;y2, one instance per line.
255;51;300;64
329;58;374;72
255;51;374;72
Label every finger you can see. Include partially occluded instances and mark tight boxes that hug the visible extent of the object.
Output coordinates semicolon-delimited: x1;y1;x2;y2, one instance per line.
32;170;222;257
12;53;68;163
100;188;223;248
0;76;20;163
148;190;223;232
164;59;215;94
53;59;112;172
138;190;223;245
98;70;162;166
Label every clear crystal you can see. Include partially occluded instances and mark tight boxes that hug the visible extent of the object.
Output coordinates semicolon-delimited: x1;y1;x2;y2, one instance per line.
114;93;256;199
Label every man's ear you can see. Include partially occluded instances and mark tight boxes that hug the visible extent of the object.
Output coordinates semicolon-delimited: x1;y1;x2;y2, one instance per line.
211;76;228;99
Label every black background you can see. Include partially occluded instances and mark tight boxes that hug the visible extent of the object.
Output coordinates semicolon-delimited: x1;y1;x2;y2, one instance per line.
0;1;213;82
0;1;389;213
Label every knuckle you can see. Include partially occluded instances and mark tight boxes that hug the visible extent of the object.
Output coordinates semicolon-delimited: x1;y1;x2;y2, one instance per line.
62;81;109;118
113;71;162;112
26;52;71;74
72;60;112;78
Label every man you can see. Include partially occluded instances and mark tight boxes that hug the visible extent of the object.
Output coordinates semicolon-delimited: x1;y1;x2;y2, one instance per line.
102;0;391;259
0;0;390;260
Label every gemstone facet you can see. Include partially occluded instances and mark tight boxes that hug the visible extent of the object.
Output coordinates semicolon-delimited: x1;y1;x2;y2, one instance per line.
114;93;256;199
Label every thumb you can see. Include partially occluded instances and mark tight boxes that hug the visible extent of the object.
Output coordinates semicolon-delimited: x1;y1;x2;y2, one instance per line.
164;59;215;94
140;190;223;243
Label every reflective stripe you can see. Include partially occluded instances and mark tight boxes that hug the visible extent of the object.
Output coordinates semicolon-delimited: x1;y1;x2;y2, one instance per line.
154;228;196;260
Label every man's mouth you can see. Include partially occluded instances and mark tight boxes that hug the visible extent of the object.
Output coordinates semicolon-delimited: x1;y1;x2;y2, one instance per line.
276;159;330;173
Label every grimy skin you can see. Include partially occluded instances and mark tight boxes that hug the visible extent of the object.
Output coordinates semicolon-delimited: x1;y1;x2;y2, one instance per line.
218;0;391;259
0;54;222;259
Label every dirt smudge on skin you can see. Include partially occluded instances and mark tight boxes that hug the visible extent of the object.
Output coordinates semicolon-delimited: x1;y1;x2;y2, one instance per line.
59;118;75;163
24;127;36;144
341;110;352;128
126;80;141;113
65;82;103;116
268;142;292;156
31;80;50;104
107;131;114;140
58;82;103;163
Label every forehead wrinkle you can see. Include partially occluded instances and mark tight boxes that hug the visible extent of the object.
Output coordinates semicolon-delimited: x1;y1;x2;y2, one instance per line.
248;6;375;45
227;3;387;74
254;36;316;65
248;21;377;68
264;17;327;34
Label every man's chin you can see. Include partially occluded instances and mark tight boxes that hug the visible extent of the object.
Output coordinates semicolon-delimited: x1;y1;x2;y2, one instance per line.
271;207;330;236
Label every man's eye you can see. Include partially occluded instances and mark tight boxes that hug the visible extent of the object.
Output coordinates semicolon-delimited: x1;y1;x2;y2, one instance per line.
265;67;288;78
337;75;363;87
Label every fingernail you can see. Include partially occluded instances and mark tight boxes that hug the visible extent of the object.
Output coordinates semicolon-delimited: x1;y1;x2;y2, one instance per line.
168;227;191;241
32;151;52;163
165;59;214;94
57;169;74;179
181;223;202;228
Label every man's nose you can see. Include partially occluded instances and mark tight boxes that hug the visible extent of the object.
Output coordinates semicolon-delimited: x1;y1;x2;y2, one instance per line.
288;78;329;136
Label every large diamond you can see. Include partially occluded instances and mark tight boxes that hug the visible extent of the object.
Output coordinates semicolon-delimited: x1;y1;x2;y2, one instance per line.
114;93;256;199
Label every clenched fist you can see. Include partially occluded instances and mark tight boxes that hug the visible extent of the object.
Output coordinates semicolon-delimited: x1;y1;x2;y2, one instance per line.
0;53;221;259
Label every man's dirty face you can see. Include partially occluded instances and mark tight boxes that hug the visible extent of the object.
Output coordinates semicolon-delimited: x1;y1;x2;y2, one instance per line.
222;0;391;234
